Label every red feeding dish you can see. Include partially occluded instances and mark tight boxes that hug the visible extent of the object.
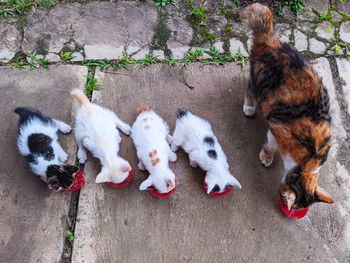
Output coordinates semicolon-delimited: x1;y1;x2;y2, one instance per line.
202;180;233;197
279;197;309;220
148;185;176;199
105;169;134;189
62;169;85;193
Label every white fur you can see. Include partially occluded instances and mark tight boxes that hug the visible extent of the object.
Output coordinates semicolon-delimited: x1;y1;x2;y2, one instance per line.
17;117;70;178
243;105;256;117
131;110;177;194
72;89;132;184
171;111;242;193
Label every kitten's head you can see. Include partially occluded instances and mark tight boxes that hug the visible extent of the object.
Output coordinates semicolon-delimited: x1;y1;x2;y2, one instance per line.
280;168;334;210
95;161;131;184
46;164;79;191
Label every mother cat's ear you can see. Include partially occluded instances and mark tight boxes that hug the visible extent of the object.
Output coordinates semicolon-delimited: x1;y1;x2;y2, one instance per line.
280;188;296;211
315;186;334;204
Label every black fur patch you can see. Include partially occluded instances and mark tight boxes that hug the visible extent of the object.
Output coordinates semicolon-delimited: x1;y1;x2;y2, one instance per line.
251;52;284;99
177;108;188;119
267;89;331;123
46;165;77;189
207;150;217;160
203;136;215;146
212;185;220;193
25;154;37;164
14;107;53;128
279;43;305;70
28;133;54;161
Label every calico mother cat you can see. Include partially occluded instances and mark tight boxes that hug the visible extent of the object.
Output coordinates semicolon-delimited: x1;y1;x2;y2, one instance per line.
241;3;334;210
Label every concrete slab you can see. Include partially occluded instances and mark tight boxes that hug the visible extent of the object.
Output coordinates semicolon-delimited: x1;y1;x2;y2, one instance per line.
0;65;87;262
0;18;21;63
336;58;350;115
72;63;349;262
22;1;157;56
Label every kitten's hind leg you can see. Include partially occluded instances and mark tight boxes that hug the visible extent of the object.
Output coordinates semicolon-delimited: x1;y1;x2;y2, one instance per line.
53;119;72;134
77;140;87;164
171;125;184;152
116;117;131;135
259;129;278;167
168;146;177;162
243;79;257;117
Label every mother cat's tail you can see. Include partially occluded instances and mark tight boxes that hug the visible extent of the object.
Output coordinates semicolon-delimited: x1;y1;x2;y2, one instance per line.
240;3;273;38
70;89;90;106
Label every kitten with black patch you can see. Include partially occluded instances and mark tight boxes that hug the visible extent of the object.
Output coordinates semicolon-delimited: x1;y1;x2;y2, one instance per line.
171;109;242;194
15;107;78;191
241;3;334;210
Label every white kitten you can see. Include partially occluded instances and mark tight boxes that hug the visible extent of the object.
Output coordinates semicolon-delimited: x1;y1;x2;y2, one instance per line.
131;106;177;194
171;109;242;194
71;89;132;184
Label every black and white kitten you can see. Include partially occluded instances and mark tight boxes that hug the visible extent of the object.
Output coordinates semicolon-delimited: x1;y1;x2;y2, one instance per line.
14;107;79;191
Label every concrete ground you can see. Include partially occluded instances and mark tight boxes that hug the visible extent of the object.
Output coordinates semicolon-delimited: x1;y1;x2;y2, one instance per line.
0;0;350;262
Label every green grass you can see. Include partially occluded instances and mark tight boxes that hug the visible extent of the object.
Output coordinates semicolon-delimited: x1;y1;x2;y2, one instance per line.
232;48;249;67
153;0;174;7
189;6;205;23
339;0;348;4
85;59;111;70
26;51;49;70
85;71;100;95
275;0;304;16
66;229;74;242
164;58;178;66
0;0;55;17
135;54;160;66
184;49;204;65
224;24;233;34
60;51;74;61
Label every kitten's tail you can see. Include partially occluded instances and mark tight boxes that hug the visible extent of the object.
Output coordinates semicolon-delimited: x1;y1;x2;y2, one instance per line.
70;89;90;106
240;3;273;38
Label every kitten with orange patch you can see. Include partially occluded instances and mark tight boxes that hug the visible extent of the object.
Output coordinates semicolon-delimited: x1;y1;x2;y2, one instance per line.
241;3;334;210
131;106;177;194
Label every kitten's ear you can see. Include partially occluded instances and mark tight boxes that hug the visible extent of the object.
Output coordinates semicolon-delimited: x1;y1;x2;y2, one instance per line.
281;189;296;211
95;169;110;183
228;175;242;189
315;186;334;204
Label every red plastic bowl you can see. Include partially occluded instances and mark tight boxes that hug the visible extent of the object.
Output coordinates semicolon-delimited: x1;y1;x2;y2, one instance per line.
105;169;134;189
62;169;85;193
279;197;309;220
148;186;176;199
202;180;233;197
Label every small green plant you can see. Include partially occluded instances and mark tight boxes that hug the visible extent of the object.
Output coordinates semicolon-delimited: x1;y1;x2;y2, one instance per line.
187;0;193;5
9;58;26;69
153;0;174;7
164;58;178;66
314;9;336;24
135;54;160;66
184;49;204;64
224;24;233;34
66;229;74;242
85;72;100;95
340;0;348;4
232;48;249;67
203;33;216;41
111;53;136;70
85;59;111;70
204;47;233;65
38;0;54;9
60;51;74;61
286;0;304;15
189;6;205;23
25;52;49;70
0;7;13;17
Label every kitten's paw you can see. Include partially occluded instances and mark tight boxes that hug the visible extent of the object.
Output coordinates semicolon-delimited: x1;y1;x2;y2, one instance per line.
170;143;179;152
60;123;72;134
120;124;132;135
59;153;68;163
190;160;198;168
169;152;177;162
77;151;87;164
243;105;256;117
259;148;274;167
138;161;145;171
166;134;173;144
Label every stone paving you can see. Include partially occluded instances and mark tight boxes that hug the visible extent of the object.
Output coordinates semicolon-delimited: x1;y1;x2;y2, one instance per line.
0;0;350;262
